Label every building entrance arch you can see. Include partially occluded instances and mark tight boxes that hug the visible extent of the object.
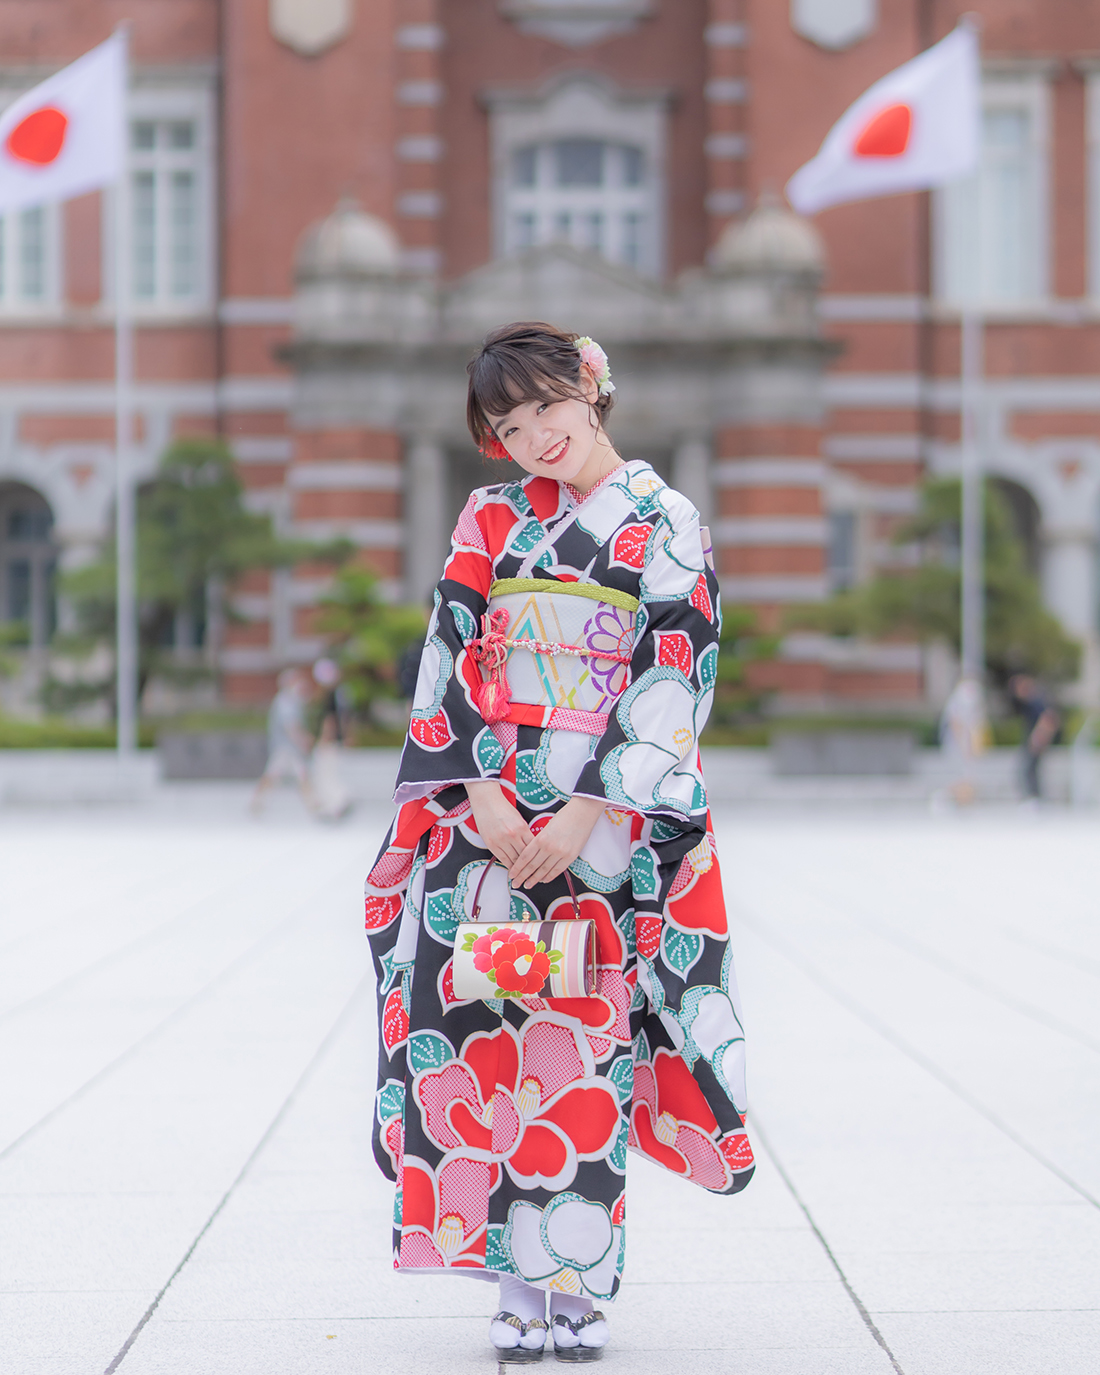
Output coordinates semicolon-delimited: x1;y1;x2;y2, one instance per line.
0;482;58;648
990;476;1041;575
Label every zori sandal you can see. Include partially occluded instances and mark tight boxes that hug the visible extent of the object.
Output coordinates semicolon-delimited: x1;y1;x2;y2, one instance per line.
551;1311;609;1362
490;1311;548;1363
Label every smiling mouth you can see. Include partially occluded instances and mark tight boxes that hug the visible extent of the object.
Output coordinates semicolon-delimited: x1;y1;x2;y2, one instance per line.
539;438;569;465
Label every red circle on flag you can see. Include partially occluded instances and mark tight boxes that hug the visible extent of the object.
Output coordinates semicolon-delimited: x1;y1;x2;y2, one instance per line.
6;106;69;166
854;103;912;159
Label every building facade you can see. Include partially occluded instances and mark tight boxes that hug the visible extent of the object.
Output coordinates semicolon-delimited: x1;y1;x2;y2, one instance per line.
0;0;1098;709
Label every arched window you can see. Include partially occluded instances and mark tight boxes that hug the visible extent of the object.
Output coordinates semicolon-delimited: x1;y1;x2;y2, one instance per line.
503;137;655;273
0;483;57;648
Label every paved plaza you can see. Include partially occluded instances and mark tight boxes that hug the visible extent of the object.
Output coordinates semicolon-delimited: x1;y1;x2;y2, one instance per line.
1;789;1098;1375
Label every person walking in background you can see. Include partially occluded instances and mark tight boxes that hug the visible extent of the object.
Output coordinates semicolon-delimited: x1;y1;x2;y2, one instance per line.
1008;673;1060;804
310;658;352;820
250;667;317;815
939;676;988;806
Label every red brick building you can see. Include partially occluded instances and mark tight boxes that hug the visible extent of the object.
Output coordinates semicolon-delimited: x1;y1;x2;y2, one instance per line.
0;1;1097;710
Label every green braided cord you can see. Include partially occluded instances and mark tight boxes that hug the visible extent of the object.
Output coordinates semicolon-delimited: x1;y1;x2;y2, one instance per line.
490;578;639;614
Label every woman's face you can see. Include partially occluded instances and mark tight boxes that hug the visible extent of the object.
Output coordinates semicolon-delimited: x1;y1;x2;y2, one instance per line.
487;368;603;486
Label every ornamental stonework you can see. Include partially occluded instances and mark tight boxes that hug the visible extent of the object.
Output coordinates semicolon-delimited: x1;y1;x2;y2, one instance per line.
270;0;351;56
790;0;876;51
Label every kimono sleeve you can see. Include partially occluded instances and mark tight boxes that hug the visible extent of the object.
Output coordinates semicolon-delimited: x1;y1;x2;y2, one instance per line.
574;489;719;825
392;494;503;806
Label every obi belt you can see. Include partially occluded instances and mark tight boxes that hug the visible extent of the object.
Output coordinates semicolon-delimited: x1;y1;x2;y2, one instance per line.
477;578;637;736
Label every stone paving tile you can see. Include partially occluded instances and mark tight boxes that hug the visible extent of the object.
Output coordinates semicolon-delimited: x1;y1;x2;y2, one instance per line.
877;1309;1100;1375
1;802;1098;1375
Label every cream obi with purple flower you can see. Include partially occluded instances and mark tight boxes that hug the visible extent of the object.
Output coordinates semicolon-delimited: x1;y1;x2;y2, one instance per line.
486;578;636;722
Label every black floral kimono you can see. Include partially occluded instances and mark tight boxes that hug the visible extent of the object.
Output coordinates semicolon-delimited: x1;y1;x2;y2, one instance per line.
366;460;753;1302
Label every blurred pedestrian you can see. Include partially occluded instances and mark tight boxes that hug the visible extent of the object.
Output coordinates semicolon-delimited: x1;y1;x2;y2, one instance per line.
1008;673;1060;803
310;658;352;820
939;676;988;806
250;667;317;814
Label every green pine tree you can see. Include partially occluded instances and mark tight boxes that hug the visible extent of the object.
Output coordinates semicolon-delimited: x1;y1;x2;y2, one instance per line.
53;437;349;710
786;478;1080;686
313;565;427;714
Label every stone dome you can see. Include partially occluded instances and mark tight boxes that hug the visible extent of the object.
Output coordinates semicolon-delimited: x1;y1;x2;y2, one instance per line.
296;198;400;279
712;193;825;274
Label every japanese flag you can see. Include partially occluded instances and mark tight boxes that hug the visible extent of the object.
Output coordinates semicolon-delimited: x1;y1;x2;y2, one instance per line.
786;24;980;216
0;31;125;214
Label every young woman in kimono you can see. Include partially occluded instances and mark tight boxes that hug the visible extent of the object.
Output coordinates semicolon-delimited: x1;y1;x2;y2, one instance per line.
366;322;754;1362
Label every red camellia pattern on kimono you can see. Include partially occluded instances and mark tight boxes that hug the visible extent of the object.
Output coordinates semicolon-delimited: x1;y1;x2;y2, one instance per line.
413;1017;622;1195
368;461;753;1302
399;1154;493;1268
666;827;729;937
630;1048;737;1191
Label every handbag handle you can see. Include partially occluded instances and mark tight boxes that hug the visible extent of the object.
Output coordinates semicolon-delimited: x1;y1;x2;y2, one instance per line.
470;861;582;921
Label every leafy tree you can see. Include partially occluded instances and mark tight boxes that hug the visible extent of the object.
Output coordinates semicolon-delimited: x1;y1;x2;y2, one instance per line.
786;479;1080;686
708;603;781;727
313;564;427;713
57;437;349;707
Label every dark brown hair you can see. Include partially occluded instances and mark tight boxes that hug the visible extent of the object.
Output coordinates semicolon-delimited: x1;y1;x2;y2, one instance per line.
466;321;614;448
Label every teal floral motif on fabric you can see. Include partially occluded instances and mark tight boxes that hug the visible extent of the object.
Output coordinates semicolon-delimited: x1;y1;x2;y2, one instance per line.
510;518;549;553
407;1030;454;1074
515;751;558;808
475;725;505;775
448;600;478;642
423;890;460;945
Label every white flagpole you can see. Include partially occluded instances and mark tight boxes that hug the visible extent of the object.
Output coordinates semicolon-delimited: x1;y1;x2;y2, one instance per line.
114;27;136;756
959;307;984;682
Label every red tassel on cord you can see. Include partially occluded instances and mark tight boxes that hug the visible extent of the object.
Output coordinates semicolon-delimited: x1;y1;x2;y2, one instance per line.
471;608;512;724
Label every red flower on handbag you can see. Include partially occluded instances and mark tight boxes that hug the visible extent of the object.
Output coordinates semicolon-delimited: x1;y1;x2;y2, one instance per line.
469;924;521;973
491;934;551;995
461;923;563;997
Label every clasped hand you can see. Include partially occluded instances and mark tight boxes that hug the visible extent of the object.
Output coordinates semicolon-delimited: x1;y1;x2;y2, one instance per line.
465;780;604;890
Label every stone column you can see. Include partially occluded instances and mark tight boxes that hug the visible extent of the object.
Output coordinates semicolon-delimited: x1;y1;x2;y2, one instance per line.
404;436;447;605
672;436;713;528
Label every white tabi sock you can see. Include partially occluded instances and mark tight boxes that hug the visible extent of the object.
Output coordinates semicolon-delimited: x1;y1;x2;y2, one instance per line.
550;1293;609;1350
491;1275;547;1351
549;1293;592;1323
498;1275;546;1324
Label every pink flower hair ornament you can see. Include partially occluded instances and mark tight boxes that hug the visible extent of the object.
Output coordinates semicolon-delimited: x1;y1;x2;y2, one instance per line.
575;336;616;396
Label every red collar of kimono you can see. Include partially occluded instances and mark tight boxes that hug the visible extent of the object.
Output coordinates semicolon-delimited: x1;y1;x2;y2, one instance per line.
562;463;624;506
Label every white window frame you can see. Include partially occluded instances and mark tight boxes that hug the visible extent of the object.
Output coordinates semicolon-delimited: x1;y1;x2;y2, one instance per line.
0;78;63;316
934;73;1051;310
104;83;216;317
486;75;667;278
0;203;62;316
505;139;654;269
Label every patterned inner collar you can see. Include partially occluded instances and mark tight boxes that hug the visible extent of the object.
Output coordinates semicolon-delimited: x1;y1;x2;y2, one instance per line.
562;462;626;505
